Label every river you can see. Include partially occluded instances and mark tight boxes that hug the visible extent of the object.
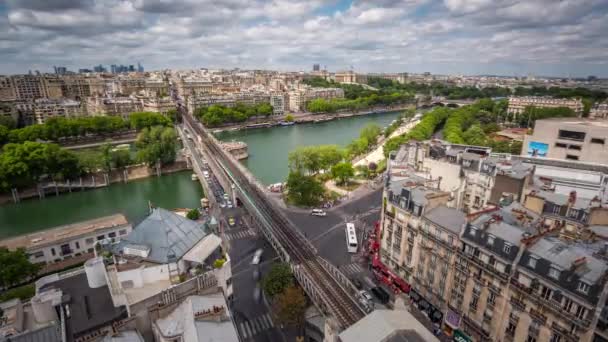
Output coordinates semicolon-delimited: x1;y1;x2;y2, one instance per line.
215;111;403;185
0;110;404;236
0;171;204;238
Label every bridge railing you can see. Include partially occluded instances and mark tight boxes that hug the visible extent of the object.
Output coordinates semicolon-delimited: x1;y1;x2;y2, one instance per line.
318;257;367;312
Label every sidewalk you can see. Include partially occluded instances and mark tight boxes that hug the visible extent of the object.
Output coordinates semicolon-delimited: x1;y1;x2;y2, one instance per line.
354;118;419;167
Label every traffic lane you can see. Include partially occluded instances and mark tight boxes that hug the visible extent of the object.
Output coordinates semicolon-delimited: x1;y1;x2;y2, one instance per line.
285;210;343;241
315;226;353;266
335;188;383;218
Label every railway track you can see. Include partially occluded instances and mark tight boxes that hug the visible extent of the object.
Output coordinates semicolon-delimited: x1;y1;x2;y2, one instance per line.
183;114;365;328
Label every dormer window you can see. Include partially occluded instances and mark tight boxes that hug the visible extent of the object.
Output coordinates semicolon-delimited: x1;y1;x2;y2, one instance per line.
469;227;477;236
528;255;538;269
578;282;590;294
503;243;511;254
548;266;561;280
487;235;495;246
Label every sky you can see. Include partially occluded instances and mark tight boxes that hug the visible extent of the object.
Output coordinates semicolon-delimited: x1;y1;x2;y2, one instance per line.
0;0;607;77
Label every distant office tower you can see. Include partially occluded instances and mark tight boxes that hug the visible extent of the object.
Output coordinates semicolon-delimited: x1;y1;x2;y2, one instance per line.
129;65;135;72
137;62;144;73
93;64;106;73
54;66;67;75
313;64;320;71
111;64;117;74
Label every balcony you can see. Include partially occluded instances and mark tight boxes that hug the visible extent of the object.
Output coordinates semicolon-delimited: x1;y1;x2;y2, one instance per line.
509;296;526;311
509;278;592;329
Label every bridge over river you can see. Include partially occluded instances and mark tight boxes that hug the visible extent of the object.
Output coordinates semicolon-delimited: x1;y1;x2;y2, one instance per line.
181;111;367;333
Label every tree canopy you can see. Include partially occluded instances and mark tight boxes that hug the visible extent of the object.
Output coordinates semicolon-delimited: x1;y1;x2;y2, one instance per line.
272;285;307;328
0;247;41;288
195;103;273;127
331;162;355;185
262;263;294;298
135;126;177;166
288;145;344;175
286;171;325;206
129;112;173;130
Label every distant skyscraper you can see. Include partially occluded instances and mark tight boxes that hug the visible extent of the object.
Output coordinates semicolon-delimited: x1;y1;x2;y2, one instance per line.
111;64;117;74
93;64;106;73
129;65;135;72
54;66;67;75
137;62;144;73
313;64;320;71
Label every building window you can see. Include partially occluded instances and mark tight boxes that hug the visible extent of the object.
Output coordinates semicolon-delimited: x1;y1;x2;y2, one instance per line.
487;235;495;246
567;145;582;150
558;130;585;141
503;243;511;254
575;305;587;320
119;229;127;235
541;286;552;300
51;248;56;256
448;235;454;245
555;142;567;148
96;235;105;241
566;155;579;160
487;292;496;306
528;256;538;268
591;138;605;145
563;297;573;312
469;227;477;236
548;267;560;279
469;296;478;312
75;241;80;250
108;232;117;238
86;238;94;244
30;251;44;258
577;282;590;294
550;334;562;342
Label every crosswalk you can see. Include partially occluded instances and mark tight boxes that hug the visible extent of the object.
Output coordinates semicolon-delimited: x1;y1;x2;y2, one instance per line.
340;263;364;275
225;230;255;241
238;313;275;340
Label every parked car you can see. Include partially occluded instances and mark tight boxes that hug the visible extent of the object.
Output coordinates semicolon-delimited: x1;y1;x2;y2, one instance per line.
227;200;233;209
370;286;390;304
203;171;210;178
228;217;236;227
359;290;373;302
219;202;226;208
311;209;326;217
351;277;363;289
251;248;263;265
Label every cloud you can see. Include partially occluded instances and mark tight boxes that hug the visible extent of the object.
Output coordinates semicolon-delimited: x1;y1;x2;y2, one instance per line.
0;0;606;76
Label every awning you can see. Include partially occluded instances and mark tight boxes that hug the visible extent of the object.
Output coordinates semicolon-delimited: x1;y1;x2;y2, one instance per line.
431;310;443;323
418;300;429;311
409;290;421;302
182;234;222;263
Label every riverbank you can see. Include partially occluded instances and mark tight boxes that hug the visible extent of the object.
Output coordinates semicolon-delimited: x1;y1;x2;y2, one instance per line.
0;161;191;205
210;104;415;133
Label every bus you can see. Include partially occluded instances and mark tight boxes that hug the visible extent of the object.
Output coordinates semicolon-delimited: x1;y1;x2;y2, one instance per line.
346;223;358;253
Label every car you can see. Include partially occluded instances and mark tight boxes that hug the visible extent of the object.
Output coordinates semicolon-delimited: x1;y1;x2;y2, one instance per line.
311;209;326;217
223;193;229;200
251;248;263;265
203;171;210;178
351;278;363;289
227;200;233;209
253;286;261;302
219;202;226;208
359;290;373;302
370;286;390;304
228;217;235;227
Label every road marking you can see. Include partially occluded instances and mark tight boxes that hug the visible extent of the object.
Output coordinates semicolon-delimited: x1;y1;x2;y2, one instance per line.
259;315;269;329
239;322;249;339
266;313;275;328
244;321;252;337
250;320;258;335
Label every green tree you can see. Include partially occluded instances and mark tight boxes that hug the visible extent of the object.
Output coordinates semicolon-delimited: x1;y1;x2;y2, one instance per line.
0;116;16;129
0;247;41;288
129;112;172;130
166;109;181;123
285;114;294;122
463;125;487;146
359;123;381;144
262;263;294;298
286;171;324;206
187;208;200;220
99;143;113;173
111;149;132;169
331;162;355;185
136;126;177;166
272;285;307;329
288;145;343;175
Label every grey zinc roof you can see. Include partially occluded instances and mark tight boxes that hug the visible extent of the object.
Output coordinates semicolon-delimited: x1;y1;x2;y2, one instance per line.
0;324;61;342
339;310;439;342
471;214;528;245
101;330;144;342
528;237;608;284
424;206;466;234
119;208;209;264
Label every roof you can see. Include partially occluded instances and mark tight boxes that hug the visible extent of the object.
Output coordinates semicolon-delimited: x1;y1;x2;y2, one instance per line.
0;324;61;342
0;214;129;250
182;234;222;264
423;206;466;234
470;214;529;245
527;237;608;284
154;294;238;342
338;310;438;342
39;272;126;338
117;208;209;264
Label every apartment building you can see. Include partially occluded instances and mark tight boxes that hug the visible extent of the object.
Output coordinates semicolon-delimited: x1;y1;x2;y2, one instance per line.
11;75;48;100
33;98;85;123
508;96;584;117
86;96;143;117
589;101;608;119
141;96;176;113
522;118;608;163
0;76;16;101
186;92;270;114
288;87;344;112
176;77;213;98
0;214;132;266
270;92;288;115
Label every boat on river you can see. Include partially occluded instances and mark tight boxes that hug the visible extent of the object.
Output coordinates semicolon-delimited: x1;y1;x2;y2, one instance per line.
279;121;295;126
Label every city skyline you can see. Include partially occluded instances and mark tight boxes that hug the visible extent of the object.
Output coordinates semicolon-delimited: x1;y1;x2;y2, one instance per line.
0;0;607;77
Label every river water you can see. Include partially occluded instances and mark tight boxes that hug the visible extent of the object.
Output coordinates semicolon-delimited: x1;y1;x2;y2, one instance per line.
0;110;404;236
216;111;403;185
0;171;204;238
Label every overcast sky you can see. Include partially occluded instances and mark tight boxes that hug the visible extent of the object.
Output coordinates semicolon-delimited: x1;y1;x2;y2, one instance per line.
1;0;607;77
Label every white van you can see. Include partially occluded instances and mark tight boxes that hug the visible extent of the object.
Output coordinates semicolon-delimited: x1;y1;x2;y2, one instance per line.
203;171;210;178
311;209;326;217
